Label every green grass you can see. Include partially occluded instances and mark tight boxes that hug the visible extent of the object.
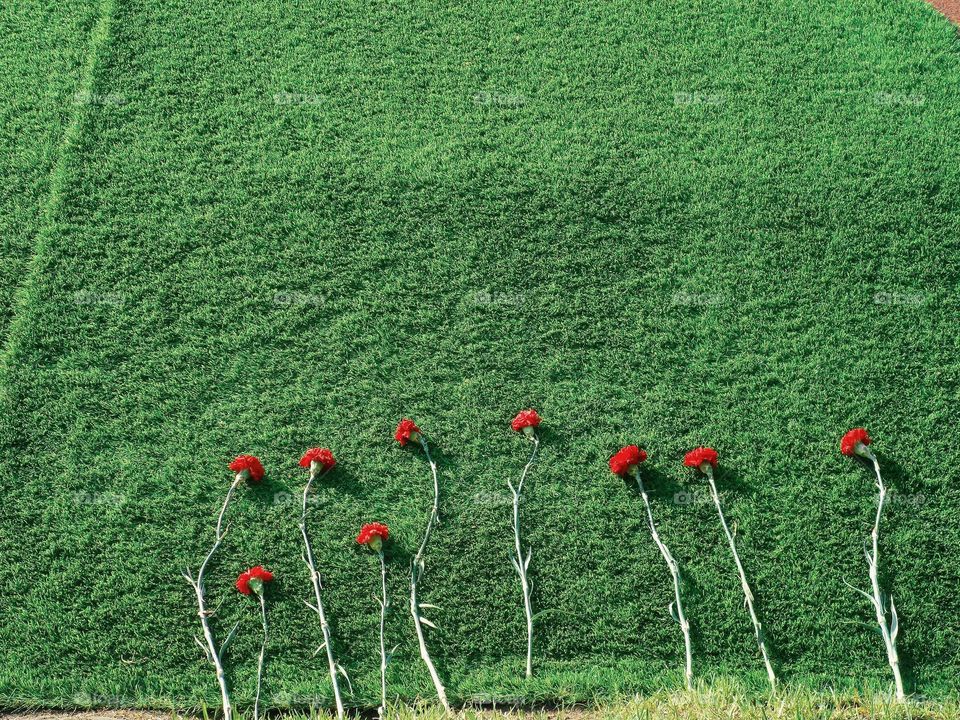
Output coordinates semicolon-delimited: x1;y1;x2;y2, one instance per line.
2;0;960;710
31;683;960;719
233;695;960;720
0;0;102;340
249;687;960;720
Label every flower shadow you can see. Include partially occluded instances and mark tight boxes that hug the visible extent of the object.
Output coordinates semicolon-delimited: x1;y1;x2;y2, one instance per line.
709;465;754;500
322;464;365;500
622;465;711;662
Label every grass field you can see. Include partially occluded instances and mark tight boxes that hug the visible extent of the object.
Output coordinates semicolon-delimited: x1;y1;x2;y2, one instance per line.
2;0;960;711
0;0;101;340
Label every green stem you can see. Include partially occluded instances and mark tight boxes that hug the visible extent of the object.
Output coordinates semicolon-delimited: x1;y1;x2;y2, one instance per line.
410;438;450;712
378;551;388;719
705;467;776;691
636;473;692;690
254;593;267;720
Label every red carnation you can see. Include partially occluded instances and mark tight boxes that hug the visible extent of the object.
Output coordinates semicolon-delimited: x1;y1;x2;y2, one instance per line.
683;447;718;472
609;445;648;476
511;409;542;433
395;419;421;447
841;428;872;457
357;522;389;551
236;565;274;596
229;454;265;483
249;566;273;583
300;447;336;471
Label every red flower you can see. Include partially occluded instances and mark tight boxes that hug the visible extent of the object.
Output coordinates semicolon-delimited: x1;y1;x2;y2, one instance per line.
511;409;542;433
229;454;265;483
300;447;336;471
609;445;648;476
236;565;274;595
841;428;872;456
683;447;718;471
249;566;273;583
395;419;421;446
357;522;389;550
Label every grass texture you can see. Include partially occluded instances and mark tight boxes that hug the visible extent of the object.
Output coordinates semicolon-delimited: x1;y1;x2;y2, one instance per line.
1;0;960;710
0;0;102;340
219;684;960;720
31;683;960;719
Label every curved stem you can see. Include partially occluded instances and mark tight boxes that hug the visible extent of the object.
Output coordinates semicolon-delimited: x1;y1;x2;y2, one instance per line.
705;467;776;691
636;473;692;690
184;475;241;720
410;438;450;712
508;436;539;678
378;551;388;720
299;469;346;720
254;593;268;720
865;452;905;700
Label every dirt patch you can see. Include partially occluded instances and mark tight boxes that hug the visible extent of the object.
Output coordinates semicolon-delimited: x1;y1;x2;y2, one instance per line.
0;713;180;720
927;0;960;24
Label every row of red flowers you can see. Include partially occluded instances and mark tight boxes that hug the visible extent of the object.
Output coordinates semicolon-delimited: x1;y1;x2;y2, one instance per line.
196;416;888;719
232;420;867;485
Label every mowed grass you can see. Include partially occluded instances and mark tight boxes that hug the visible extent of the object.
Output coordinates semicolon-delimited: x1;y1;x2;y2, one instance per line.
1;0;960;710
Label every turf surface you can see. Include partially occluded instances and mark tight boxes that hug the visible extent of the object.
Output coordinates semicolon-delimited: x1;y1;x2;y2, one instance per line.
0;0;103;341
2;0;960;710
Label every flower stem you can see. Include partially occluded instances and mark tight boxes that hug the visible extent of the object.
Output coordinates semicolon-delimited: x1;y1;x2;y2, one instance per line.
299;469;346;720
636;473;693;690
705;467;776;692
508;435;539;678
410;438;450;712
183;475;242;720
864;451;906;701
254;592;268;720
378;550;388;720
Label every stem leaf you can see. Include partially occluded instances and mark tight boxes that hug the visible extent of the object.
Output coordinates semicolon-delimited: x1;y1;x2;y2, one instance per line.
890;596;899;643
669;601;680;624
220;621;240;656
194;635;212;662
336;664;354;694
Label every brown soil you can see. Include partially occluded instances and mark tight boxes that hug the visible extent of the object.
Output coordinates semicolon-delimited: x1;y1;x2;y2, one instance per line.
927;0;960;24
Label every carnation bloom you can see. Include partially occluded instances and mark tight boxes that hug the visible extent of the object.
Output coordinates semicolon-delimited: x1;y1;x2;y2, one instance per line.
236;565;274;595
395;419;421;447
609;445;648;476
229;454;265;483
357;522;389;552
683;447;718;471
300;447;336;471
841;428;872;457
511;409;541;434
